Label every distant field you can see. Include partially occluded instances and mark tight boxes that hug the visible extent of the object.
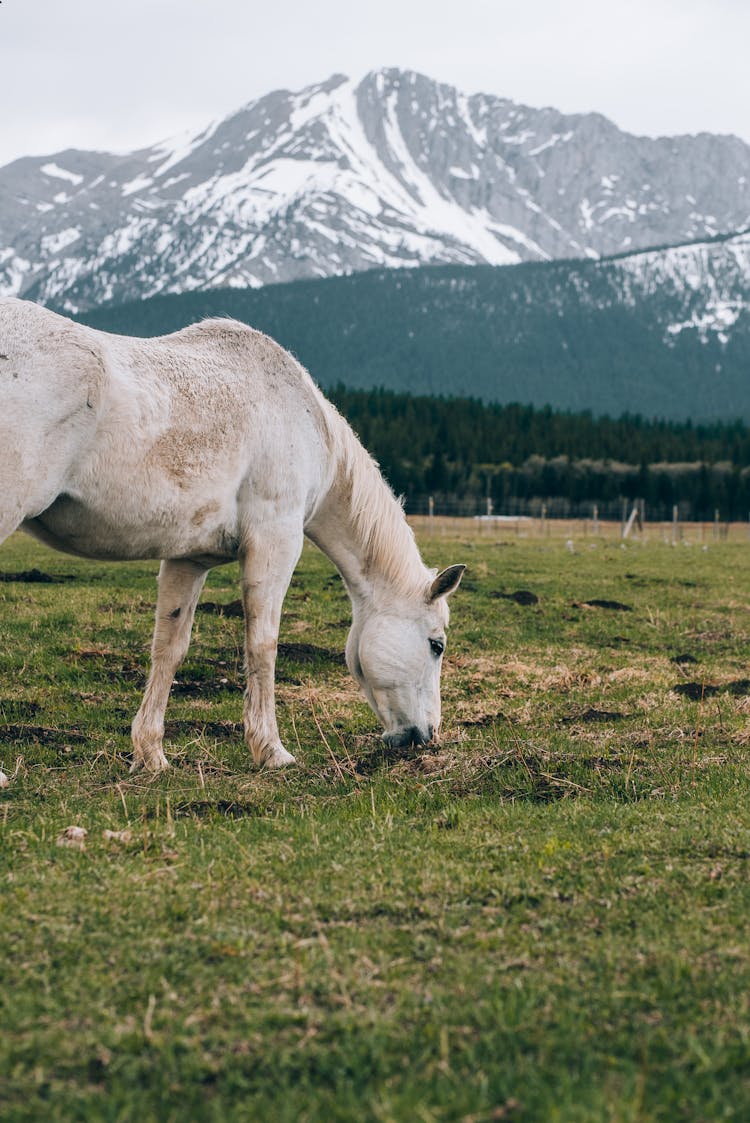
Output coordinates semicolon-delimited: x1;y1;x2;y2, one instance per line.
2;527;750;1121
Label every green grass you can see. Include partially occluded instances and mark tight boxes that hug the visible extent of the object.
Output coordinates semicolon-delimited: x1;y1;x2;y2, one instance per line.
2;528;750;1121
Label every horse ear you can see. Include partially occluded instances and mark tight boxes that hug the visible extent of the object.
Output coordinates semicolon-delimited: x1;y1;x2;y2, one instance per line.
428;564;466;602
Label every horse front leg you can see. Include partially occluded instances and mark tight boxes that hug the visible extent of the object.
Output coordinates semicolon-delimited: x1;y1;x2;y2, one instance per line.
131;558;208;772
240;522;302;768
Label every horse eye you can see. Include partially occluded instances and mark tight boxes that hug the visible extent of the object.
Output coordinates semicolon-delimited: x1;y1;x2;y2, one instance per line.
429;638;445;658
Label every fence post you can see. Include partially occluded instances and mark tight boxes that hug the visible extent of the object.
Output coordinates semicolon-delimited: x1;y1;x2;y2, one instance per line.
593;504;599;536
714;509;719;541
672;505;679;545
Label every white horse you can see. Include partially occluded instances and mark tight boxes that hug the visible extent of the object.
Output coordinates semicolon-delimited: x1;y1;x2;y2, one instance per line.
0;298;464;771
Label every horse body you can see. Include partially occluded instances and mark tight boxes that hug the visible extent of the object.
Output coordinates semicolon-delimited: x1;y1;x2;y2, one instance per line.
9;304;328;562
1;298;464;770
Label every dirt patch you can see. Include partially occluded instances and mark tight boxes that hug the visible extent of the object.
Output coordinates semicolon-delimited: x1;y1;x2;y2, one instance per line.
163;719;242;739
724;679;750;697
353;740;440;775
672;682;721;700
170;649;322;694
671;679;750;701
149;799;261;820
196;600;244;618
171;678;243;697
585;755;635;770
562;708;627;724
0;568;76;583
578;599;633;612
492;590;539;606
459;710;507;728
278;642;346;666
0;700;41;721
173;667;303;693
624;574;697;589
0;723;86;745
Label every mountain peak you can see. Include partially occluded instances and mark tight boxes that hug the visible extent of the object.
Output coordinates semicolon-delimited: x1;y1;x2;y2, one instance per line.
2;68;750;311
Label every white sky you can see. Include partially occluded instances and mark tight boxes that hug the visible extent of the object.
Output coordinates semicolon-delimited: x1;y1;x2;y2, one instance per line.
1;0;749;168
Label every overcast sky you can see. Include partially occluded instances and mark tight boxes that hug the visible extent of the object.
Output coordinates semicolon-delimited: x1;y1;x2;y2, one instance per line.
2;0;748;167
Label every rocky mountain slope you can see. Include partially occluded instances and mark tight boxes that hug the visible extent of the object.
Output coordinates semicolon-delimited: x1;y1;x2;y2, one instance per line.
3;69;750;311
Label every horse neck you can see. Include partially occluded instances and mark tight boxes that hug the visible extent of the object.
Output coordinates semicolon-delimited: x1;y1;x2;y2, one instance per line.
305;426;429;611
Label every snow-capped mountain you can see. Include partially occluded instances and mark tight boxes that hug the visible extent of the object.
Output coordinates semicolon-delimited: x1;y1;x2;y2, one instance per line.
2;68;750;312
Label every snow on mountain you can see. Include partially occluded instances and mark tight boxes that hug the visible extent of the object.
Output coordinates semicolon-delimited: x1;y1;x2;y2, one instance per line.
613;232;750;345
2;68;750;312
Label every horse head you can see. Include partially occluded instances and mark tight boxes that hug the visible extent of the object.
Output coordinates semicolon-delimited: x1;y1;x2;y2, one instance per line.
346;564;465;748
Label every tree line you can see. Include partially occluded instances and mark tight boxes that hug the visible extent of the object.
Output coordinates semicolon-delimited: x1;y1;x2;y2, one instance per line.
329;387;750;520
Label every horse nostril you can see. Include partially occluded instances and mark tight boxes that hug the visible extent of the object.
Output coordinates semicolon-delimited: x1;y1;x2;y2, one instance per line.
427;724;435;742
407;725;433;747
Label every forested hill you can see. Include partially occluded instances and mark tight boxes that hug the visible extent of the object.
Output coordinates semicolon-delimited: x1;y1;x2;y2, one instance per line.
77;236;750;423
328;389;750;519
331;388;750;474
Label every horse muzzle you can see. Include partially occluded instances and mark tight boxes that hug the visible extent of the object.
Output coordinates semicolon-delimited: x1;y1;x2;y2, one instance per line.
383;724;435;749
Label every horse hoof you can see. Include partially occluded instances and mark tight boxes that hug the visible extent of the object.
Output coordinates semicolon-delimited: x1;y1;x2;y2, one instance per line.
130;751;169;774
263;746;296;769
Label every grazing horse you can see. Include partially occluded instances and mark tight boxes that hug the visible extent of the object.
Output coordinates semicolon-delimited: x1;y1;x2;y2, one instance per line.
0;298;464;770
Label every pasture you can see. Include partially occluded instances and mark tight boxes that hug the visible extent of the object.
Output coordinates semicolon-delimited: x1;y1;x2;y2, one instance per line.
2;524;750;1121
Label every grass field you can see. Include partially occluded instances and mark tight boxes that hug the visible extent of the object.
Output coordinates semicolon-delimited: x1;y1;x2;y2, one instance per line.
2;525;750;1122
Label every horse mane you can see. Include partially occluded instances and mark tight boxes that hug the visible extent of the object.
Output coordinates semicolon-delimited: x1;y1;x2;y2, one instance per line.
321;402;432;598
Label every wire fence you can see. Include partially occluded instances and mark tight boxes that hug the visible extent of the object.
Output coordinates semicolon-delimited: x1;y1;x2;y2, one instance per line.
405;495;750;543
403;494;744;523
